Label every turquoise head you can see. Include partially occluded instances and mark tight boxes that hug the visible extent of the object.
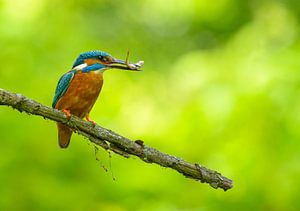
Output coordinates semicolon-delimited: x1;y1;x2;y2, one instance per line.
72;50;142;73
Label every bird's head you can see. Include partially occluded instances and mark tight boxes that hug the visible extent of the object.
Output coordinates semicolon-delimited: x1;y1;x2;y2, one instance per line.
72;50;143;73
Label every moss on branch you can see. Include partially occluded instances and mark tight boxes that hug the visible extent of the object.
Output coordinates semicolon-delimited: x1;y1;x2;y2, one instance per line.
0;88;233;191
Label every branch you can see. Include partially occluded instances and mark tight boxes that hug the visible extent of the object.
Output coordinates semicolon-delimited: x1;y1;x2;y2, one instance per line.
0;88;233;191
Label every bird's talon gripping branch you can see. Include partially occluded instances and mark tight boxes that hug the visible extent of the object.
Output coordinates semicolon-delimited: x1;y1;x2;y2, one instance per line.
62;109;71;119
52;50;143;148
0;88;234;190
86;114;96;126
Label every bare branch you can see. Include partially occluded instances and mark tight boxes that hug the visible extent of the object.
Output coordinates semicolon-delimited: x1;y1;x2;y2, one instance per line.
0;88;233;191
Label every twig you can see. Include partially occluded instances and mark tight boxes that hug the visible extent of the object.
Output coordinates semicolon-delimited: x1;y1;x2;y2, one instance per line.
0;88;233;191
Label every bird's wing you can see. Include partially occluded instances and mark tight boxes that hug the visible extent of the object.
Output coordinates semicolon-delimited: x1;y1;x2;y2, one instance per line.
52;70;76;108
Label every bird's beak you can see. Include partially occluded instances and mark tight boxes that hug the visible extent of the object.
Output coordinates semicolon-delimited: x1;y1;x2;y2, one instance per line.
107;58;144;71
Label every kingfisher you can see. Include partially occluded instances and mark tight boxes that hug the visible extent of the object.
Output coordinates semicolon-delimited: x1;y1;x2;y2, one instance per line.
52;50;143;148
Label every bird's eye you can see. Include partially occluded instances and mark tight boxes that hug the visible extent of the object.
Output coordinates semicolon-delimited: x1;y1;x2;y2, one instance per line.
98;56;103;60
101;57;109;62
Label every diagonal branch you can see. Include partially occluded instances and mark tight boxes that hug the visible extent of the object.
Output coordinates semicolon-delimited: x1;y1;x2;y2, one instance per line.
0;88;233;191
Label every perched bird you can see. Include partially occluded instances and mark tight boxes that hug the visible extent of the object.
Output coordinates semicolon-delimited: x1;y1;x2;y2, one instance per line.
52;50;143;148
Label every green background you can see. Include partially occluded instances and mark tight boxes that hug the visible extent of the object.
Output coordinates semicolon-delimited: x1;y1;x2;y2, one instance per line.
1;0;300;210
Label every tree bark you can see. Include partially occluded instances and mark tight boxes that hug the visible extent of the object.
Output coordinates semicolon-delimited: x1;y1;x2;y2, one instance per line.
0;88;233;191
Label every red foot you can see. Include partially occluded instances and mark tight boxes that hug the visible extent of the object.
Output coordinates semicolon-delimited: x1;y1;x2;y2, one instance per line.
62;109;71;119
86;114;96;125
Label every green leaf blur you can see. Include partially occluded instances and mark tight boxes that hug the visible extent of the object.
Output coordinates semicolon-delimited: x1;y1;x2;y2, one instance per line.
1;0;300;210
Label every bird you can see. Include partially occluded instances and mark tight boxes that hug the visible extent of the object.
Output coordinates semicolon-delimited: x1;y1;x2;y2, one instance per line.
52;50;143;148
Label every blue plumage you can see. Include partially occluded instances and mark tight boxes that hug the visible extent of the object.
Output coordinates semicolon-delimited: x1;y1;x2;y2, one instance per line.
52;70;75;108
72;50;111;68
82;63;105;73
52;50;143;148
53;50;111;108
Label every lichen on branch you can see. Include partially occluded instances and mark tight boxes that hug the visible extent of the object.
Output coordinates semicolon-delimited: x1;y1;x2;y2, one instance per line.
0;88;233;191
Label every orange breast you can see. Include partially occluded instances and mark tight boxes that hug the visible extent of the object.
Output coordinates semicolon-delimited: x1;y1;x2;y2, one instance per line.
55;71;103;118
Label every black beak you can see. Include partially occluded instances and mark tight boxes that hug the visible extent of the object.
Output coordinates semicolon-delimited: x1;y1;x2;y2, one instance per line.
107;58;143;71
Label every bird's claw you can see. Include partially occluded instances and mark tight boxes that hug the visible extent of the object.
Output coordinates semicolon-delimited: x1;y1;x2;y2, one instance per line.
62;109;71;120
86;114;96;126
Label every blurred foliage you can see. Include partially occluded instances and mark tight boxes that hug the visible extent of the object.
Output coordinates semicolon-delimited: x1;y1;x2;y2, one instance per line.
1;0;300;210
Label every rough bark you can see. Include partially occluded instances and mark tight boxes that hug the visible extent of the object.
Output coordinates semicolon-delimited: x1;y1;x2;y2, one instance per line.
0;88;233;191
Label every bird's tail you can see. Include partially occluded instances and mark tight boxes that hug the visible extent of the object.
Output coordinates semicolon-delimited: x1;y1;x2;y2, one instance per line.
57;122;72;148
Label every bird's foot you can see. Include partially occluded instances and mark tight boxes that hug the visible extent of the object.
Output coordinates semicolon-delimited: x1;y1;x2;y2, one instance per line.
86;114;96;126
62;109;71;119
